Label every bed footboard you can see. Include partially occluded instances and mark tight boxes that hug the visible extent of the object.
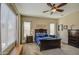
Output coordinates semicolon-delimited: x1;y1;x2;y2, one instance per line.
40;39;61;51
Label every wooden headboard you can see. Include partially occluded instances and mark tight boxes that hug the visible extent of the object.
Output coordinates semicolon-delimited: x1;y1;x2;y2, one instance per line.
35;29;47;33
35;29;47;42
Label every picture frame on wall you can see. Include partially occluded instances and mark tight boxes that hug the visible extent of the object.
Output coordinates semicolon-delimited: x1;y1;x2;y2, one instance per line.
58;25;60;31
58;24;63;31
63;25;68;29
61;24;63;31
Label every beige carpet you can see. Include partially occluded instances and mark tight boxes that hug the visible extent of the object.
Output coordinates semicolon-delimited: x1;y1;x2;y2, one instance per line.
22;43;42;55
22;43;79;55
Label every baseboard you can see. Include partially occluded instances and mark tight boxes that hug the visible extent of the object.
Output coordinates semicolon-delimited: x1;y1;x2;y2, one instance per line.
61;42;68;45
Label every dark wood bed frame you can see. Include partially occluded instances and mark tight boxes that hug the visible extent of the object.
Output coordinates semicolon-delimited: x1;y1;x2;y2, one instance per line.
35;29;47;42
35;29;61;51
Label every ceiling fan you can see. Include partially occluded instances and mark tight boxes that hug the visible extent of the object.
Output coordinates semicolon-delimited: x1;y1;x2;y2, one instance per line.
43;3;67;15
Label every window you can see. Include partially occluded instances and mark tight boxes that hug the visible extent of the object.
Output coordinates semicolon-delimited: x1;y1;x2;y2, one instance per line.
24;22;31;37
1;4;17;51
50;23;56;35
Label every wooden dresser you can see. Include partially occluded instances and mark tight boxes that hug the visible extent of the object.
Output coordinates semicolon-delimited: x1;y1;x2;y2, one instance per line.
68;29;79;48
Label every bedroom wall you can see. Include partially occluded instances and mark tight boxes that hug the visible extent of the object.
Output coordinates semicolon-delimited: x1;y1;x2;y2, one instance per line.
59;11;79;43
21;16;58;42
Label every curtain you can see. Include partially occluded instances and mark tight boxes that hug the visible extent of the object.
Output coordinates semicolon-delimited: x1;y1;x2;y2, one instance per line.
1;4;17;51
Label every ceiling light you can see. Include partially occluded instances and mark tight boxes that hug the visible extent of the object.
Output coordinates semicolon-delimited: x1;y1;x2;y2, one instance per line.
52;9;56;12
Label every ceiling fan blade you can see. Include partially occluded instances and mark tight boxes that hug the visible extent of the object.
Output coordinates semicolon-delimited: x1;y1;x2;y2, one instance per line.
47;3;52;7
56;9;64;12
57;3;67;8
43;10;49;13
53;4;55;7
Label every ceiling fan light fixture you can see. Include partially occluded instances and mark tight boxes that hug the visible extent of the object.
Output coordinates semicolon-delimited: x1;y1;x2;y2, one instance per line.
52;9;56;12
43;3;67;15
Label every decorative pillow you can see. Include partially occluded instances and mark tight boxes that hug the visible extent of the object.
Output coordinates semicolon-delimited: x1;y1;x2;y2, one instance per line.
36;33;48;37
36;33;43;37
49;35;57;38
44;33;48;37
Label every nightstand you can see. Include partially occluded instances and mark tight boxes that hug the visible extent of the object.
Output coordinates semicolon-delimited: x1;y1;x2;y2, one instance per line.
26;36;33;43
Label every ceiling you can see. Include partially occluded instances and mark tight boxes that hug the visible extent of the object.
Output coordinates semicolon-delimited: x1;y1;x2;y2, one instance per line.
15;3;79;19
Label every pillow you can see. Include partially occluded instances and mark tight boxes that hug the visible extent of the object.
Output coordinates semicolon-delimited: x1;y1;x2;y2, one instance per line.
36;33;48;37
36;33;44;37
38;36;43;37
44;33;48;37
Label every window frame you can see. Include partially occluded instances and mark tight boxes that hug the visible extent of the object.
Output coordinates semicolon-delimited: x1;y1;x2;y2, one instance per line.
23;21;31;38
1;4;17;51
49;23;56;35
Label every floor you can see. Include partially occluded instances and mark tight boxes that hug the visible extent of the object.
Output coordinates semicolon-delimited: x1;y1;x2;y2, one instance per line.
22;43;79;55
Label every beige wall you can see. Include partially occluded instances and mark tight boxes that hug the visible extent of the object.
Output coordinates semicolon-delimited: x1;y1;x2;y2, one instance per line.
59;11;79;43
21;16;58;42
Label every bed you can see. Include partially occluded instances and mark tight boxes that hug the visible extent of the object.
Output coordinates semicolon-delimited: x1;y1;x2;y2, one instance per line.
35;29;61;51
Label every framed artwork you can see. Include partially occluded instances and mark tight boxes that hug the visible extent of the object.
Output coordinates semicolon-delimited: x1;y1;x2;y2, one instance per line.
58;25;60;31
63;25;68;29
58;24;63;31
61;24;63;31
